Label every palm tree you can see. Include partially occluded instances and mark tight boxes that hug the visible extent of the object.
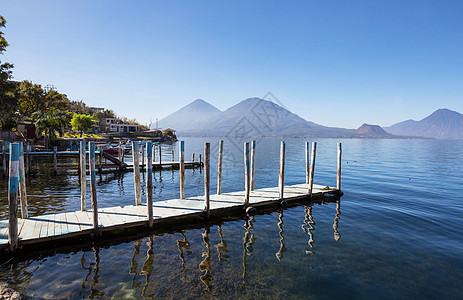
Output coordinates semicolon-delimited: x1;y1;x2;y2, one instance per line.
32;109;67;149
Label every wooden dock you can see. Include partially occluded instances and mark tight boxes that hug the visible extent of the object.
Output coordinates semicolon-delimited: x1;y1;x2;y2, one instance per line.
1;140;343;254
0;183;338;251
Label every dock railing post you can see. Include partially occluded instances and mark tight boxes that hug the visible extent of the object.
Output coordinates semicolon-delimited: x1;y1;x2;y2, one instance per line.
191;153;195;162
88;141;99;238
80;141;87;211
98;150;103;174
204;143;210;216
172;149;174;162
305;142;310;184
250;140;256;191
8;143;20;252
121;144;125;166
158;144;162;166
146;141;153;227
132;141;141;205
25;142;29;176
19;143;28;219
337;142;342;190
179;141;185;199
308;142;317;197
141;144;145;171
3;141;8;176
199;154;202;173
118;142;122;161
217;140;223;195
53;146;58;173
152;143;156;165
279;141;285;200
244;142;250;206
27;143;32;175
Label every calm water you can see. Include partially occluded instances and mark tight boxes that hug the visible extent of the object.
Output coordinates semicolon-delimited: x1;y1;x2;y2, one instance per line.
0;138;462;299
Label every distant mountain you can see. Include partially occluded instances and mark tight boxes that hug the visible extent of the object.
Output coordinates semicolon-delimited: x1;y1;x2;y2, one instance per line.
355;124;393;138
170;97;356;138
157;99;221;131
385;109;463;139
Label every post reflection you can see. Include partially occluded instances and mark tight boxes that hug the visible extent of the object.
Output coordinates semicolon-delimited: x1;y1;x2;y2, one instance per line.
177;232;192;276
80;247;104;298
275;211;287;261
140;235;155;299
214;225;229;262
242;216;255;282
129;240;142;288
333;200;341;241
199;226;212;291
302;205;315;254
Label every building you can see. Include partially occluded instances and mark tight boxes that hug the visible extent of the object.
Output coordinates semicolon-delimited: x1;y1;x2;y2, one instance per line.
110;123;139;133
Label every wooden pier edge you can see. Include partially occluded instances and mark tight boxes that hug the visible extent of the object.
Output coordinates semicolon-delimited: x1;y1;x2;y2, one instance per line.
0;186;342;255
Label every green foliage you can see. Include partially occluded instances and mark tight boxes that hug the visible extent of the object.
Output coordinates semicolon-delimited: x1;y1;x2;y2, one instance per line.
32;109;67;148
18;81;69;116
71;114;94;137
164;129;173;136
0;15;17;129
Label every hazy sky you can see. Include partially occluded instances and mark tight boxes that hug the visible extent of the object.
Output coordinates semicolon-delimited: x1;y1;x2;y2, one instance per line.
2;0;463;128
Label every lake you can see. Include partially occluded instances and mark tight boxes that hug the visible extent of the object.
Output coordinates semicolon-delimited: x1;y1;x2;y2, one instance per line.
0;137;462;299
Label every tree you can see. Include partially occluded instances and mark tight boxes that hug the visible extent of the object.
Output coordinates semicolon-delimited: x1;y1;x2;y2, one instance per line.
0;15;17;129
18;81;69;116
71;114;94;137
32;109;67;149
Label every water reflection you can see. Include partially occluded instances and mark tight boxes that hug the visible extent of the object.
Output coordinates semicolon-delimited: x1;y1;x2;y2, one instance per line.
177;232;192;276
302;205;315;254
129;240;142;288
333;200;341;241
81;247;104;298
275;211;287;261
199;226;212;291
214;225;229;262
140;235;155;299
242;216;256;282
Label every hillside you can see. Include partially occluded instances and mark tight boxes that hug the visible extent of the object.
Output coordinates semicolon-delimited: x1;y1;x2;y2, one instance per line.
385;109;463;139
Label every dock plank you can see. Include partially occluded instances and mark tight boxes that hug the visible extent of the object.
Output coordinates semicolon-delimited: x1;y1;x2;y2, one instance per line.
0;183;338;250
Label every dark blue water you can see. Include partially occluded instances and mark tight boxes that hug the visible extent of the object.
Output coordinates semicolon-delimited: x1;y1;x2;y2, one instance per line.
1;138;462;299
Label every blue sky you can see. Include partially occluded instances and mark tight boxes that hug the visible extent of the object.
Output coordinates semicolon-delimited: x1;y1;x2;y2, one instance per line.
2;0;463;128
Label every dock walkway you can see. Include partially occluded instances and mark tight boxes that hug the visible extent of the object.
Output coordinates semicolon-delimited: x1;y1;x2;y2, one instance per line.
0;183;336;251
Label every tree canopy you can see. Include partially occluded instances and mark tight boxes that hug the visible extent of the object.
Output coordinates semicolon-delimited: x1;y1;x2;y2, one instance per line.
0;15;17;129
71;114;95;137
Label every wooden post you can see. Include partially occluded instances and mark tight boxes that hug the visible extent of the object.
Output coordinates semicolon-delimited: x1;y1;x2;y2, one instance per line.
279;141;285;200
199;154;202;172
217;140;223;195
2;141;7;176
8;143;20;252
179;141;185;199
305;142;310;184
191;153;195;162
250;140;256;191
27;143;32;175
141;144;145;171
18;143;28;219
80;141;87;211
88;142;99;238
146;141;153;227
98;150;103;174
204;143;210;216
244;142;250;206
132;141;141;205
153;145;156;164
118;142;122;161
172;149;174;162
308;142;317;197
158;144;162;165
121;144;125;165
53;146;58;173
337;143;342;190
25;142;29;176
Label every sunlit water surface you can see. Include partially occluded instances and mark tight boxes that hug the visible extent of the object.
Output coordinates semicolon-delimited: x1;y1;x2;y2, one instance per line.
0;138;462;299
